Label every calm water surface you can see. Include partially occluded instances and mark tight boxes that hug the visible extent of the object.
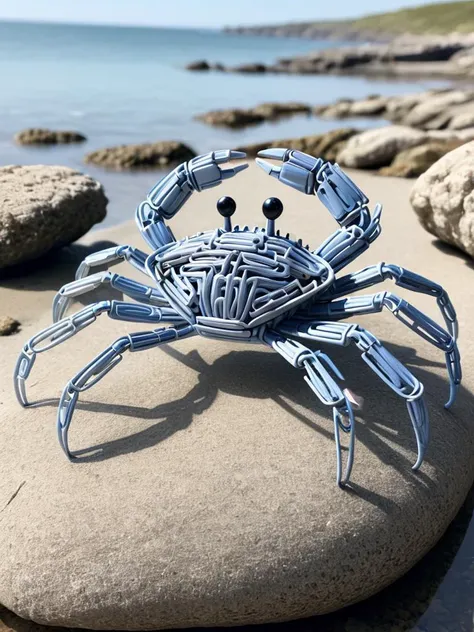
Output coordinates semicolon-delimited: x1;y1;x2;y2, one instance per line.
0;21;449;227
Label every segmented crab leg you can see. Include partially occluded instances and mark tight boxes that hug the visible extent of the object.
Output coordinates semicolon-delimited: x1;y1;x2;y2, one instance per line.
57;325;195;459
319;262;458;340
14;301;183;407
278;319;429;471
53;271;169;322
264;329;356;487
256;149;382;272
137;150;248;250
306;292;460;408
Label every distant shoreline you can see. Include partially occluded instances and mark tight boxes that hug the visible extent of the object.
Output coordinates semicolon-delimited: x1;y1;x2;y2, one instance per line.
223;0;474;43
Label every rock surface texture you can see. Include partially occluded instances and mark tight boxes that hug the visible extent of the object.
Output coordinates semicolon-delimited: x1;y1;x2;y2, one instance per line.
410;141;474;257
14;129;86;145
337;126;426;168
238;128;359;161
379;140;464;178
196;103;311;128
0;165;473;630
84;141;196;170
0;165;107;269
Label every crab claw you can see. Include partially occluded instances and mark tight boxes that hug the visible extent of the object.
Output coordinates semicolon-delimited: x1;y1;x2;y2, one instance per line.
188;149;248;192
256;148;325;195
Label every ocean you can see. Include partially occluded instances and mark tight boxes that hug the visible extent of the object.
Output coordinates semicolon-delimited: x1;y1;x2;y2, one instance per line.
0;21;448;227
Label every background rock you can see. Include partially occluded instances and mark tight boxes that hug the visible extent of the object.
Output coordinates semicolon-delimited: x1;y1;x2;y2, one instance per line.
14;129;86;145
337;125;426;168
0;317;20;336
410;141;474;257
84;141;196;170
379;140;465;178
195;108;264;128
237;128;359;161
196;103;311;129
0;165;107;269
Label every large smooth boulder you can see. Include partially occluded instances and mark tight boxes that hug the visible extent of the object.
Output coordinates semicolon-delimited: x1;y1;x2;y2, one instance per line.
14;128;86;145
0;165;473;630
84;141;196;170
337;125;426;168
0;165;107;269
410;141;474;257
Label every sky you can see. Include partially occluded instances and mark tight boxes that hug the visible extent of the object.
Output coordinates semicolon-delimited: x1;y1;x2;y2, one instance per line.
0;0;459;28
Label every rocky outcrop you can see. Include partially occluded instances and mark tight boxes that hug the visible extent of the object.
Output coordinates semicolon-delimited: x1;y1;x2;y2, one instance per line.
379;140;464;177
15;128;87;145
84;141;196;170
237;128;359;161
316;89;474;130
337;126;427;169
0;166;107;269
410;141;474;257
186;35;474;79
196;102;311;129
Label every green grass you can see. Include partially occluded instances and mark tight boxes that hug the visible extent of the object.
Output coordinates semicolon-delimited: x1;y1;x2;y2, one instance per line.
351;1;474;35
230;1;474;38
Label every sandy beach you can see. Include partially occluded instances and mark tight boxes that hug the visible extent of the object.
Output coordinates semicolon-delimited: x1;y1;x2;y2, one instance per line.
0;163;473;629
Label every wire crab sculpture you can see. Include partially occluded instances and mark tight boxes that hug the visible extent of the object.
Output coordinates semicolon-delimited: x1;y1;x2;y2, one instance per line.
14;149;461;486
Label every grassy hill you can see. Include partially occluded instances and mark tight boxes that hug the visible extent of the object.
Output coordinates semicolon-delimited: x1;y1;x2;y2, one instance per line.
225;1;474;39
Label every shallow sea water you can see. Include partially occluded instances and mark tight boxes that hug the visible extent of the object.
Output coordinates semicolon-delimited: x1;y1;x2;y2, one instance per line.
0;21;449;228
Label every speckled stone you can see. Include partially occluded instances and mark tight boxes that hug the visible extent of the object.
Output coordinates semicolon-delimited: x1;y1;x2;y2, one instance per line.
0;165;473;630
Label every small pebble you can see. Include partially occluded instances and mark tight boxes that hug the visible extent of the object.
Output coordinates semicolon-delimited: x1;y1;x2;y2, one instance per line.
0;317;21;336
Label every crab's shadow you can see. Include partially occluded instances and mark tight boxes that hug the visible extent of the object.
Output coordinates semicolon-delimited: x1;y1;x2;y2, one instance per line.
43;338;463;498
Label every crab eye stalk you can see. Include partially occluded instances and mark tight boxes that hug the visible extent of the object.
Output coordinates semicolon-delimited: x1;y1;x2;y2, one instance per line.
217;196;236;232
262;197;283;236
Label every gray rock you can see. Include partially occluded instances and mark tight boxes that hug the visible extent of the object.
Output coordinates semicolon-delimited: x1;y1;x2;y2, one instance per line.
195;108;265;129
185;60;210;71
237;127;359;161
348;96;389;117
84;141;196;170
410;141;474;257
402;91;474;128
0;165;107;269
337;125;426;168
379;140;465;178
15;128;86;145
195;103;311;129
0;323;473;629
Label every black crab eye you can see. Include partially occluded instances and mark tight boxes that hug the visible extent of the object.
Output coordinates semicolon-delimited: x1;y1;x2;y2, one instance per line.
262;197;283;220
217;196;236;218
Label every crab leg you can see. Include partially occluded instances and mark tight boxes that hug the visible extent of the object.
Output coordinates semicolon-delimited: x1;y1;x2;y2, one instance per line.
256;149;382;272
319;262;458;339
56;325;195;459
137;150;248;250
306;292;460;408
14;301;183;407
53;271;169;322
277;319;429;472
74;244;150;278
264;329;356;487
